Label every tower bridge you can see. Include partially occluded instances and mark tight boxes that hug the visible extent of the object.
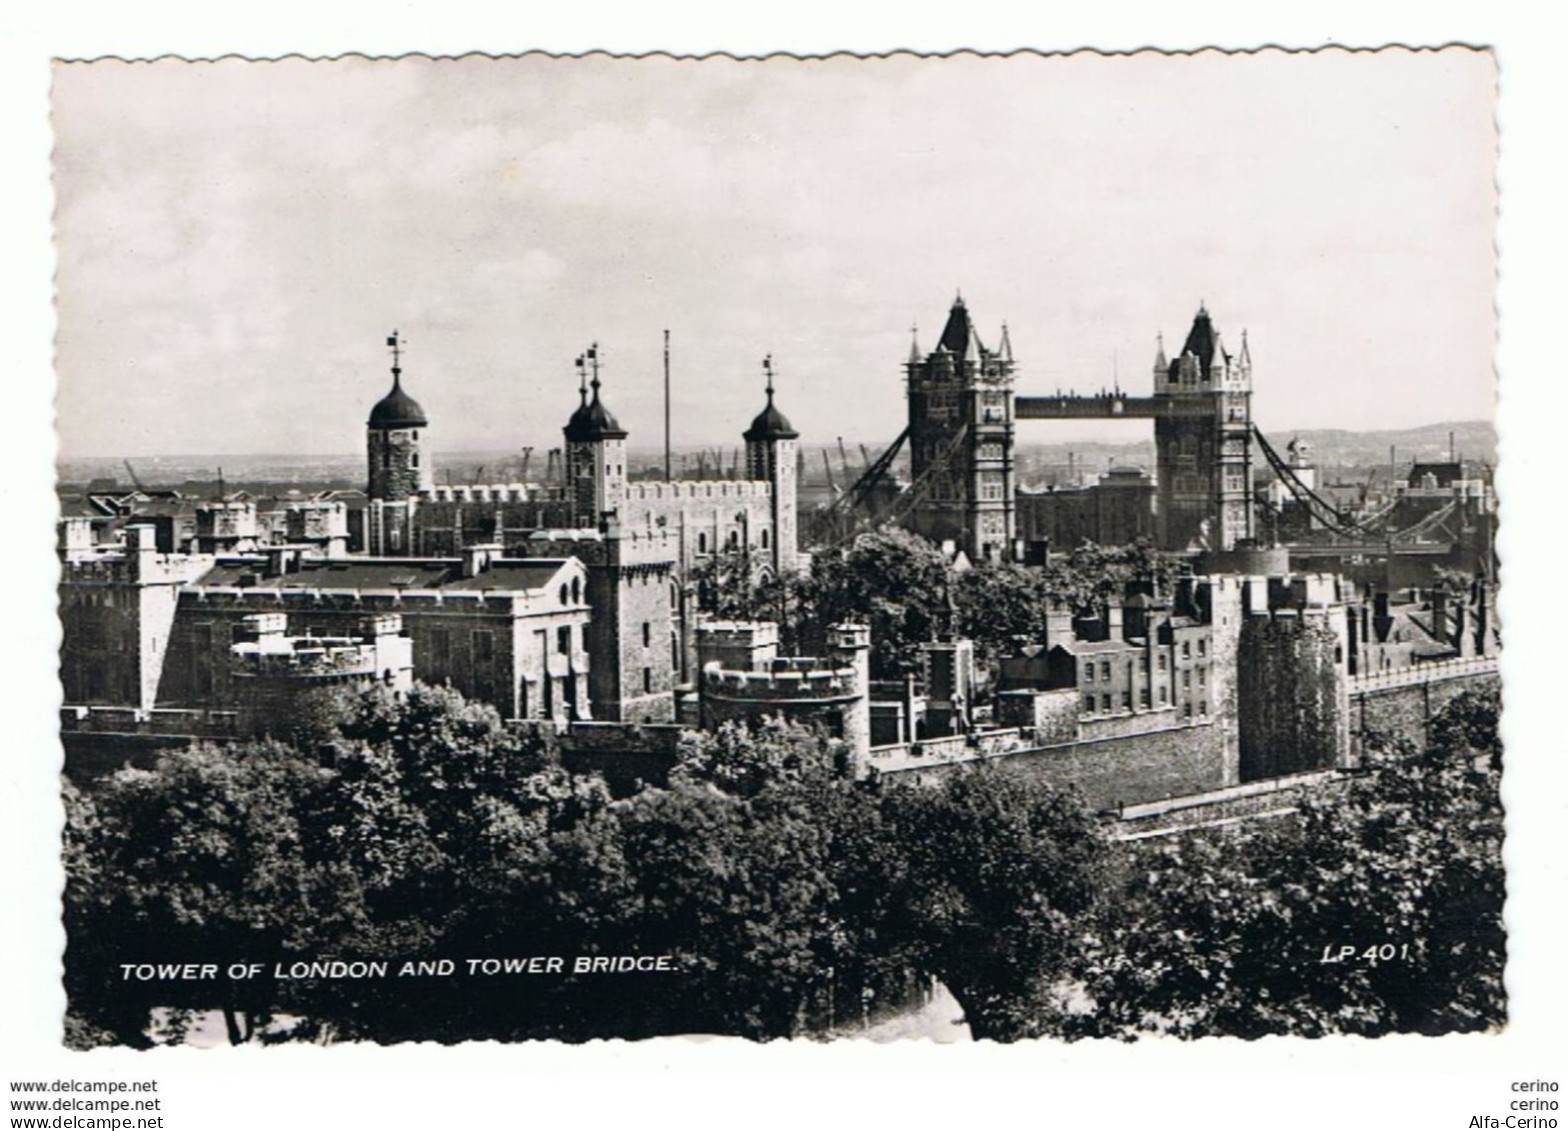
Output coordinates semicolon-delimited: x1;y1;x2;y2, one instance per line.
880;296;1257;560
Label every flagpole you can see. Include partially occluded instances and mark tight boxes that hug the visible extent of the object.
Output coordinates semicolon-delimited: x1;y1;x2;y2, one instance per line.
663;329;672;482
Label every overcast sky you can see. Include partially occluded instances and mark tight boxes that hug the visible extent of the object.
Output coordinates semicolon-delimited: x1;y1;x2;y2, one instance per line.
52;49;1496;458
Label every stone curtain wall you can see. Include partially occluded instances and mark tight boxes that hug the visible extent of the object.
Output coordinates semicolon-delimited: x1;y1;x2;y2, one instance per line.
998;722;1226;811
1350;662;1500;757
875;719;1227;811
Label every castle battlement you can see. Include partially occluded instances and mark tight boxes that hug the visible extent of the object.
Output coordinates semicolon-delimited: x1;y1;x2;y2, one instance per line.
186;585;531;609
622;479;772;503
426;483;535;504
701;660;861;700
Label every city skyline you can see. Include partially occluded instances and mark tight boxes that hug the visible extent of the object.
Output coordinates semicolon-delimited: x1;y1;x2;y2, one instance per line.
53;50;1496;459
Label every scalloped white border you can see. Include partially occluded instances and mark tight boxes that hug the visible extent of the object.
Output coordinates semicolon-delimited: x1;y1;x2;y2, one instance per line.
5;4;1563;1128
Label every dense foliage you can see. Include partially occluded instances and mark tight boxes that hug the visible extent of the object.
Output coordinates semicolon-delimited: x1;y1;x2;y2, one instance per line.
1054;687;1506;1039
691;525;1180;677
64;683;1505;1046
64;686;1109;1045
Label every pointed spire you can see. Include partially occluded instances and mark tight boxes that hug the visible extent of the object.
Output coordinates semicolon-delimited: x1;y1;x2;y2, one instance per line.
1239;328;1251;365
908;324;921;365
953;288;965;310
763;353;775;402
1154;331;1168;372
999;321;1013;362
574;352;588;406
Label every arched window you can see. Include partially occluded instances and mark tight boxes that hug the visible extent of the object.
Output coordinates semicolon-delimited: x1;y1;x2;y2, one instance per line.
559;583;569;605
698;532;708;554
761;528;770;550
571;578;581;604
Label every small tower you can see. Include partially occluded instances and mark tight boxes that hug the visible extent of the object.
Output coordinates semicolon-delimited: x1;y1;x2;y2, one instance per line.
562;344;628;528
366;331;430;556
367;330;431;501
744;354;800;576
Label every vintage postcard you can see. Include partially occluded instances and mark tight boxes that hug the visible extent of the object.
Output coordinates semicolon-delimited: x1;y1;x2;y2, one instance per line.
50;48;1503;1049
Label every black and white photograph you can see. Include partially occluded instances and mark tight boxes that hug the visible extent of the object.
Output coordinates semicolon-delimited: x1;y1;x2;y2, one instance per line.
46;44;1510;1054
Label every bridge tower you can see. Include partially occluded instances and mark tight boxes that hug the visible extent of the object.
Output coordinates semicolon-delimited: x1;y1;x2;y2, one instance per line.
1152;306;1255;551
905;295;1016;562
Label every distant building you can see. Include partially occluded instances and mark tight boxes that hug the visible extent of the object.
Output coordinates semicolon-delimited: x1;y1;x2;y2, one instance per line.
1016;466;1156;550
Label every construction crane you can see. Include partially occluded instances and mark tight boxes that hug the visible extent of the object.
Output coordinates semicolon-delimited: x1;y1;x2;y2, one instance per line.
859;443;873;472
122;459;147;493
821;449;839;496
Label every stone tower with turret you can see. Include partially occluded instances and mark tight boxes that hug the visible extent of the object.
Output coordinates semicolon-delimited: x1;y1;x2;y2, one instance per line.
366;330;431;555
743;354;800;577
1152;306;1254;552
562;344;628;528
905;295;1017;562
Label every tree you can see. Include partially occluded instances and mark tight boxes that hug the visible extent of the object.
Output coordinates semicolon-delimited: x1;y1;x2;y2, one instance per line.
1058;693;1506;1040
952;561;1055;668
688;551;816;653
671;717;842;798
1043;539;1179;613
877;767;1112;1040
64;741;349;1047
808;525;953;677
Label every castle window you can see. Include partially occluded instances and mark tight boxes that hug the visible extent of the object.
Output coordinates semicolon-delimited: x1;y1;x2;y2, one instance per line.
1182;641;1191;659
1140;689;1151;708
1183;703;1192;719
727;530;739;550
1100;661;1111;680
1183;670;1191;688
1197;638;1207;656
1084;663;1094;683
559;584;569;605
1084;696;1096;714
1100;694;1111;713
412;453;419;468
642;621;651;648
1199;701;1208;716
571;578;581;604
1198;666;1206;685
698;532;708;554
761;528;770;550
1158;654;1167;671
557;626;571;656
1120;690;1131;711
1160;687;1168;704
